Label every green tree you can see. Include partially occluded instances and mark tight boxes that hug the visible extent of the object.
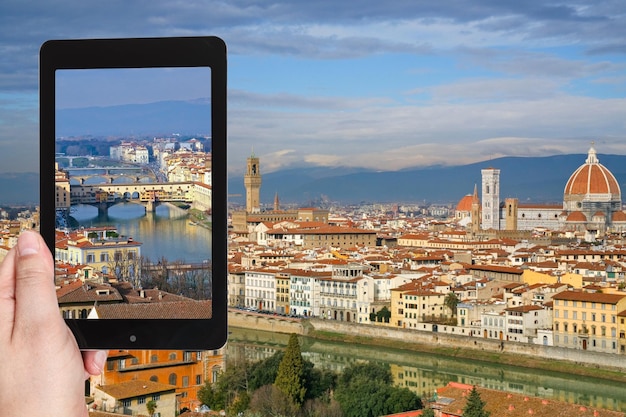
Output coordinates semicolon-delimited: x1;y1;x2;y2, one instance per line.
376;306;391;323
462;386;490;417
197;359;250;413
444;292;459;317
249;350;284;391
146;400;157;417
304;364;337;401
421;408;435;417
334;362;422;417
274;333;307;406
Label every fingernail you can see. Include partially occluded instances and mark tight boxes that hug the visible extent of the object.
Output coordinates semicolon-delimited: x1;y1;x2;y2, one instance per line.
94;350;108;372
17;231;41;256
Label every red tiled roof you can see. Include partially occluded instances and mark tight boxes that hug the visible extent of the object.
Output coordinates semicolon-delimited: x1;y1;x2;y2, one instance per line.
93;300;212;319
96;379;176;400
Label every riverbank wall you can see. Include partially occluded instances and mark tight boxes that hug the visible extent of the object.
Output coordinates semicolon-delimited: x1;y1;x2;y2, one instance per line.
228;309;626;373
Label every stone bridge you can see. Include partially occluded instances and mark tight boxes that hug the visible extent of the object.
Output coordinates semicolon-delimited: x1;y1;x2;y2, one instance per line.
70;182;194;214
67;167;157;185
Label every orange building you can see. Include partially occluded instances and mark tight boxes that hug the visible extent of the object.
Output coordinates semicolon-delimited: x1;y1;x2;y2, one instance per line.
90;348;225;412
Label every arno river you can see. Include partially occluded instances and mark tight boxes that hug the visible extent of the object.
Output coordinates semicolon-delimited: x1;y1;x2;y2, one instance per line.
227;326;626;412
70;202;212;263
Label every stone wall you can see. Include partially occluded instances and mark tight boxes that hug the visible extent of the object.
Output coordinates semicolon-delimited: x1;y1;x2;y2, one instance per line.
308;319;626;372
227;310;626;372
228;309;305;334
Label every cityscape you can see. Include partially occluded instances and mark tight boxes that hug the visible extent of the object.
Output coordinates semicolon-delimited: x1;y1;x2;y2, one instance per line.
3;136;626;416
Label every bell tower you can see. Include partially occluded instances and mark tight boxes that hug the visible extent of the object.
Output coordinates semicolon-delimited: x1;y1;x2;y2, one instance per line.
244;152;262;213
481;167;501;230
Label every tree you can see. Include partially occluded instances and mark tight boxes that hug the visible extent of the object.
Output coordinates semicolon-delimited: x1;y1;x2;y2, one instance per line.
334;362;422;417
421;408;435;417
444;292;459;317
374;306;391;323
197;359;251;413
462;386;490;417
146;400;157;417
249;351;284;391
274;333;307;406
249;384;297;417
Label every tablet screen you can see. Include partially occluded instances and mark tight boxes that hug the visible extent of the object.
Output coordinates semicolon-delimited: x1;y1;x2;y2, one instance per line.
40;37;227;349
55;67;213;320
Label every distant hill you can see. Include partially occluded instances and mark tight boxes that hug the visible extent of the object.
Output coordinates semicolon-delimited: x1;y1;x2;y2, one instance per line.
56;99;211;137
5;153;626;206
0;172;39;205
228;153;626;206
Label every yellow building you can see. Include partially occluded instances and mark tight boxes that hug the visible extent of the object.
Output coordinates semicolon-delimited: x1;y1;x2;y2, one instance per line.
55;164;71;210
618;310;626;354
552;290;626;354
390;281;447;329
56;228;142;281
276;271;291;315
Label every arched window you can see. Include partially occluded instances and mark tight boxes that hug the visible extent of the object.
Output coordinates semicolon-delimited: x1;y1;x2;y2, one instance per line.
150;375;158;382
169;373;177;385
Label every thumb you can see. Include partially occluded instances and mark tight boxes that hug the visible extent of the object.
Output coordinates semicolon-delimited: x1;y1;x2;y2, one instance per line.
13;231;58;330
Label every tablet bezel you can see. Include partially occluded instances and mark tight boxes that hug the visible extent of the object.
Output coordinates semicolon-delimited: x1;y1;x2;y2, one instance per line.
40;36;228;350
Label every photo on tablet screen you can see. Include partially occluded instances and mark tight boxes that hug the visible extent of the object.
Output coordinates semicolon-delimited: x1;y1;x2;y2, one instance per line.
54;67;214;320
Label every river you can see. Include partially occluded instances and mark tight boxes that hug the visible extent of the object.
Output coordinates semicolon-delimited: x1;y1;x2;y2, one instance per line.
227;326;626;412
70;202;212;263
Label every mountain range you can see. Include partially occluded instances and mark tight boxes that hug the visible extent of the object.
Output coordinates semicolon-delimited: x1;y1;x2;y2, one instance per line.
56;99;211;138
4;153;626;207
227;153;626;206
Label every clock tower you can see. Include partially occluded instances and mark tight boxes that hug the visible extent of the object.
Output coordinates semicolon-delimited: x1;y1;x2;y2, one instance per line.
244;153;262;213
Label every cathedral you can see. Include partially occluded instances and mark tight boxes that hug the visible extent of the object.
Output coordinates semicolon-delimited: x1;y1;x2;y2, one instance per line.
457;145;626;238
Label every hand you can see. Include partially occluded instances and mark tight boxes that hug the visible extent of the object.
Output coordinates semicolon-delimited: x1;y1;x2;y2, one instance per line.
0;231;107;416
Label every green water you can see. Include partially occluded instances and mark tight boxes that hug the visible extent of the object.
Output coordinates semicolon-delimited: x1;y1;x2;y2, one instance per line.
227;326;626;412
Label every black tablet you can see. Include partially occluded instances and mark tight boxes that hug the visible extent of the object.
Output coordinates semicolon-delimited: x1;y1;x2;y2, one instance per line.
39;36;227;349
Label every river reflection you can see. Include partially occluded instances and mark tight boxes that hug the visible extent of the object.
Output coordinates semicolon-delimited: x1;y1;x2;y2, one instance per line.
227;326;626;412
70;202;212;263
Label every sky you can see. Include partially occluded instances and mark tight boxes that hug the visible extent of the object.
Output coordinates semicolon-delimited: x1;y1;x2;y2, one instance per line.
0;0;625;175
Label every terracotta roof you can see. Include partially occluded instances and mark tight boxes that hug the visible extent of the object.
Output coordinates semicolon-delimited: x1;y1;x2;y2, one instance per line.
435;382;624;417
455;194;474;212
565;151;620;196
469;264;524;275
552;290;625;305
96;379;176;400
93;300;212;319
566;211;587;222
57;282;123;304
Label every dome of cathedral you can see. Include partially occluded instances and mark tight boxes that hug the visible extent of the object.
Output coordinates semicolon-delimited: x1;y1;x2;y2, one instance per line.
456;194;474;212
564;146;620;198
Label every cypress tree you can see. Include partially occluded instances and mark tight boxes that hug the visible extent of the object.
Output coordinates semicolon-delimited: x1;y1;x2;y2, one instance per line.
274;333;307;406
462;386;490;417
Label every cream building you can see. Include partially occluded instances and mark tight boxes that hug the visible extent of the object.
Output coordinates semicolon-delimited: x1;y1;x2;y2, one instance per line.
552;290;626;354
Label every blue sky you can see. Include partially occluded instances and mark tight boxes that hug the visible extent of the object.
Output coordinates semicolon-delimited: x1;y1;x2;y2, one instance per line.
0;0;625;175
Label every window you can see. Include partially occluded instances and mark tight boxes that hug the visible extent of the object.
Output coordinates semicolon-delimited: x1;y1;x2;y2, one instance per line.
169;373;177;385
152;394;161;401
138;396;146;405
182;376;189;387
121;399;131;408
